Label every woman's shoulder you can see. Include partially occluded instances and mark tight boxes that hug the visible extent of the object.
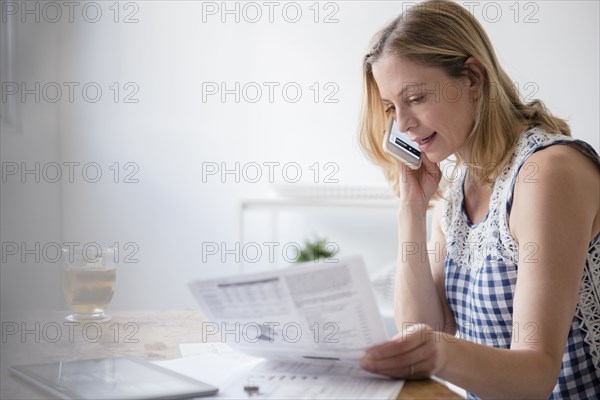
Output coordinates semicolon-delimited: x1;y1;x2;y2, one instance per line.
510;128;600;241
500;126;600;238
514;126;600;176
515;126;599;167
523;143;598;185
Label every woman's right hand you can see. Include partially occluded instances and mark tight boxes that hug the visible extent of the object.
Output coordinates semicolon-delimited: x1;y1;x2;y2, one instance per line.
396;153;441;212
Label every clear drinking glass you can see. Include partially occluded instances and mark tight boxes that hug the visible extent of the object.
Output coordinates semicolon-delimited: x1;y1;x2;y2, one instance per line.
62;246;116;322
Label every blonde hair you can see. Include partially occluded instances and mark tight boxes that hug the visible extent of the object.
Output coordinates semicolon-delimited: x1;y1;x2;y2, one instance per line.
359;0;570;193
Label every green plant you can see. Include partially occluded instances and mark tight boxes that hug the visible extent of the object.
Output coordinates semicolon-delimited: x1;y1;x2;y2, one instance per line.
294;238;338;264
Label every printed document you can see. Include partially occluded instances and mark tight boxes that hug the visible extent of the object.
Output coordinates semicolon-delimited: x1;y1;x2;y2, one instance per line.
188;256;389;362
182;256;404;399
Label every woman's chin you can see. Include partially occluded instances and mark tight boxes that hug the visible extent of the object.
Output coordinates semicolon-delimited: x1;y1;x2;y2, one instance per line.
422;151;444;164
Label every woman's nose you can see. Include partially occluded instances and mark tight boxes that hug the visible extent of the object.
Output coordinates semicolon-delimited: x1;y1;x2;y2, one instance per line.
396;108;417;133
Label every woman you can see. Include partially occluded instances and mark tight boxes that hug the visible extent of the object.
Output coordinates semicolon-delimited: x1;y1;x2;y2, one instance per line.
357;0;600;398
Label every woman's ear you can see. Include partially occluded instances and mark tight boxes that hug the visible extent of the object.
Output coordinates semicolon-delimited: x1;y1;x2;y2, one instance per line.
464;56;485;101
464;57;485;85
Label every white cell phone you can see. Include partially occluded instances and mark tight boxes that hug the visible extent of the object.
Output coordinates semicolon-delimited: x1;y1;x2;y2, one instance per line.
382;116;422;170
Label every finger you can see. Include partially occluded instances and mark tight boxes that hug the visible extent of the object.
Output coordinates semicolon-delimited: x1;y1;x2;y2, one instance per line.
365;325;428;359
362;343;435;380
362;341;428;371
364;337;419;360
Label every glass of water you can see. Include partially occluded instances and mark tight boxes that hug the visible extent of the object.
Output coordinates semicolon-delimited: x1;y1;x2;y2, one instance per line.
62;246;116;322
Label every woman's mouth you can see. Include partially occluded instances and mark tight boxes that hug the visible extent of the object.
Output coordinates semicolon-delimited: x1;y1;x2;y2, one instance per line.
418;132;437;151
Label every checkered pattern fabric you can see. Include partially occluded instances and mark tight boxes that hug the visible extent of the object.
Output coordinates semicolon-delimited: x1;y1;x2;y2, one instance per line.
441;127;600;398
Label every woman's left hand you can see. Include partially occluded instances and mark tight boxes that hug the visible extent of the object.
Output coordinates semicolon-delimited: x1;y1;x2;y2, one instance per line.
359;323;448;379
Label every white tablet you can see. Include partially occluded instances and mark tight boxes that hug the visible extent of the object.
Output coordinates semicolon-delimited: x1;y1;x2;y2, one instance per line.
9;356;218;400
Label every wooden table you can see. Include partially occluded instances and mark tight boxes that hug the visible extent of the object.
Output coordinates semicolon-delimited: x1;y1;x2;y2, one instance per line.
0;311;463;399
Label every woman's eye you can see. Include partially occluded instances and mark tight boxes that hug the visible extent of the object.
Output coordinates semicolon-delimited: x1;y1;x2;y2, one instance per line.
384;105;395;114
408;95;425;104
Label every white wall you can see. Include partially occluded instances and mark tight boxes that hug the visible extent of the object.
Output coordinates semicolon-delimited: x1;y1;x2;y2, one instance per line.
1;15;63;312
2;1;598;312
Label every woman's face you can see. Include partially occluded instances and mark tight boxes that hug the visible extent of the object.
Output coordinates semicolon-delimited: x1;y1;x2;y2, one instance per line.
372;54;478;163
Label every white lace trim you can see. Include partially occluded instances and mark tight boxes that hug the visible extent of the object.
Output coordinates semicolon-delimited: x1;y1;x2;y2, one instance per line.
440;126;600;370
578;233;600;370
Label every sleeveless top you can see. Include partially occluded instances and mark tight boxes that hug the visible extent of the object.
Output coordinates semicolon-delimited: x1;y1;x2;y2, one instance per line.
440;126;600;399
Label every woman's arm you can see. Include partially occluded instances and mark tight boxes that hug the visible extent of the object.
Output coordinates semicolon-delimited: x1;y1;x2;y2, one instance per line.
363;145;600;398
394;199;456;334
392;152;456;334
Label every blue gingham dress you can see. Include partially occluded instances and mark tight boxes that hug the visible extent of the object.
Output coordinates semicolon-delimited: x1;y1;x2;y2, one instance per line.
440;127;600;399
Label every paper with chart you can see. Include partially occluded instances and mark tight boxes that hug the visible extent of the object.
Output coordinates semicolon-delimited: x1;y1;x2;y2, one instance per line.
188;256;389;363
